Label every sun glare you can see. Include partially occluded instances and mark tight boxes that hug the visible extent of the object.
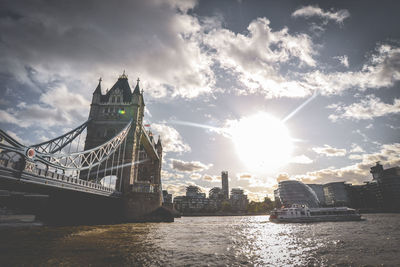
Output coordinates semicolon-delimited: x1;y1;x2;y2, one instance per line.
228;112;293;172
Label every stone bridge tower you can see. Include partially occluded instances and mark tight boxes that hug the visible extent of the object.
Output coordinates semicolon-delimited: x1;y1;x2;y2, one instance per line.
82;73;163;220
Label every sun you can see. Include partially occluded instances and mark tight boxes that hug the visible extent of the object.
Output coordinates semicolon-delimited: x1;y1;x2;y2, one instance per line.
228;112;293;172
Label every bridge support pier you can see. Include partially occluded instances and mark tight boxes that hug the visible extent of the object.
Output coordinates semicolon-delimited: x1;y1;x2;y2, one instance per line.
122;191;173;222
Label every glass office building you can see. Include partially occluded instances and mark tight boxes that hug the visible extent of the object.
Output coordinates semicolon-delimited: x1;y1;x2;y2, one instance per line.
276;180;320;208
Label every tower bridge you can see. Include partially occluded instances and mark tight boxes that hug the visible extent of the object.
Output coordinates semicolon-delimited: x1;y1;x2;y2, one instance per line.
0;73;169;224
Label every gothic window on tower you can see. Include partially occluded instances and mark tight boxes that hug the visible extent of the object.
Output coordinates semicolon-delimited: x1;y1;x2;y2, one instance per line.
117;96;121;103
104;107;109;113
112;96;115;103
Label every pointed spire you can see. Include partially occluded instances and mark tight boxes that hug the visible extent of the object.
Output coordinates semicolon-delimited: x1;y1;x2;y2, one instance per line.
133;77;141;94
156;135;162;145
93;77;102;95
119;70;128;79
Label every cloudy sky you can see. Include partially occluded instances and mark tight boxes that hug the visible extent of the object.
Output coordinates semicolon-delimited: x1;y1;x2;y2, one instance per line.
1;0;399;200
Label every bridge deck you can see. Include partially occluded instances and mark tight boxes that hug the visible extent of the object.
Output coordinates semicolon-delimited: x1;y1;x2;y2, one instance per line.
0;162;121;198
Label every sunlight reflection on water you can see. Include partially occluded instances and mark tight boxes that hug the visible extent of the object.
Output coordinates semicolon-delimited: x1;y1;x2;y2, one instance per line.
0;214;399;266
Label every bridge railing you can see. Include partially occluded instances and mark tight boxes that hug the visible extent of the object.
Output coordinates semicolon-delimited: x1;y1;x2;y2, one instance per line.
0;156;116;194
0;120;133;195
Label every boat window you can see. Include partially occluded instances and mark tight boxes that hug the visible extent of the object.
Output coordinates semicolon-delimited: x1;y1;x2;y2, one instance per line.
301;211;305;215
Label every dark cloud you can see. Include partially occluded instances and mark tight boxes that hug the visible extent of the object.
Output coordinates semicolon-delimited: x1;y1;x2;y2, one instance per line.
237;173;252;180
0;0;214;99
170;159;212;173
202;174;220;182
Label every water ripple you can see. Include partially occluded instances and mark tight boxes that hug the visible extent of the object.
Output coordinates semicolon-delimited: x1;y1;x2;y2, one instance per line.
0;214;399;266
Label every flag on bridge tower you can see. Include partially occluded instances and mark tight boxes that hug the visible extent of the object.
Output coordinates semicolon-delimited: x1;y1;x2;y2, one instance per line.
144;124;150;127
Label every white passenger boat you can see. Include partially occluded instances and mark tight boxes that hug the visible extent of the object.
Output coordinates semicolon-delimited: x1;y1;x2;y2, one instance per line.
269;204;363;223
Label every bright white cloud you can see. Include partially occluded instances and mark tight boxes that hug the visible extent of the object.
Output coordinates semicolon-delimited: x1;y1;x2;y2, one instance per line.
334;55;349;67
312;144;346;157
350;144;365;153
204;17;316;98
151;123;191;154
328;94;400;121
304;45;400;95
292;6;350;24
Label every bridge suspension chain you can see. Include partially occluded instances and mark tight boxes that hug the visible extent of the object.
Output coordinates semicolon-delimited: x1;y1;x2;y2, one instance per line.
36;120;132;171
31;120;90;154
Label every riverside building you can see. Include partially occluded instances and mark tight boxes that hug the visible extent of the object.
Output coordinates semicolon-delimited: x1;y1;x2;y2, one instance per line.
306;184;326;205
230;188;249;212
209;187;224;211
279;163;400;212
323;182;350;207
173;186;210;213
173;171;249;214
275;180;320;208
368;162;400;211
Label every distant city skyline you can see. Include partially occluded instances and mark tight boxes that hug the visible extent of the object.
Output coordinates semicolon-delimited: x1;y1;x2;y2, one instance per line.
0;0;399;200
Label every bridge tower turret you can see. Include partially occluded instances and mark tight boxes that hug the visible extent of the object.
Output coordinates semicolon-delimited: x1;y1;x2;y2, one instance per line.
155;136;163;185
82;73;159;199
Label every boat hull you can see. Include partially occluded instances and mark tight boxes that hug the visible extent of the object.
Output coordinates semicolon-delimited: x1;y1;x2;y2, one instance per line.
270;215;363;223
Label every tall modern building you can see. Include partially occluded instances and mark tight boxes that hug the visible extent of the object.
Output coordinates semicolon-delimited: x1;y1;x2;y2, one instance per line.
221;171;229;200
275;180;320;208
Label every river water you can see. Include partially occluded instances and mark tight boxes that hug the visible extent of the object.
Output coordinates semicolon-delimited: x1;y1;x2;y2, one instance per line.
0;214;399;266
